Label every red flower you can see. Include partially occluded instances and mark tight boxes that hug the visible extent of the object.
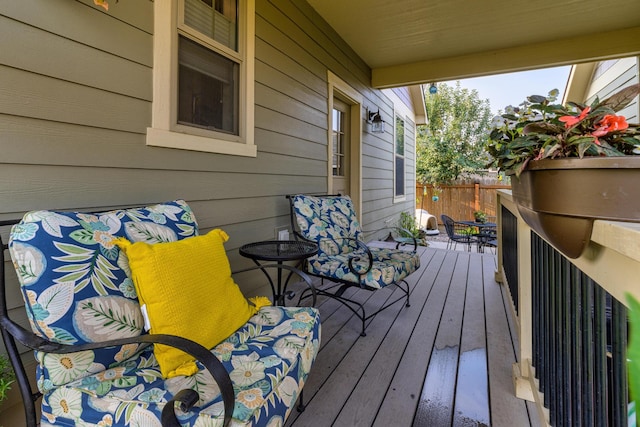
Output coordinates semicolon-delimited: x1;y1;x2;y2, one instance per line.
592;114;629;137
559;106;591;129
94;0;109;10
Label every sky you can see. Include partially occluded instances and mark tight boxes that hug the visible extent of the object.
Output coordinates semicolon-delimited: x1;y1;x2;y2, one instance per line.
443;66;572;116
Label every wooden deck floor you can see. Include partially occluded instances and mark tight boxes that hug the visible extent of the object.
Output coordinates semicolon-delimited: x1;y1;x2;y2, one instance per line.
285;246;540;427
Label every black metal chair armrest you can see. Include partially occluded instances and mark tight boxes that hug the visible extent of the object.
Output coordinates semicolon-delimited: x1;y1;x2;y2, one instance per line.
317;236;374;276
233;263;317;306
0;317;234;427
392;227;418;250
290;229;375;276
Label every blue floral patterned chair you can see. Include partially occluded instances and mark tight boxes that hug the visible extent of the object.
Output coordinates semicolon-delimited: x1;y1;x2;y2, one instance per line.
286;194;420;336
0;200;321;427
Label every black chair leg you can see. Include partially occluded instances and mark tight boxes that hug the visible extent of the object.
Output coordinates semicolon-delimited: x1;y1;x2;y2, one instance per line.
297;389;306;412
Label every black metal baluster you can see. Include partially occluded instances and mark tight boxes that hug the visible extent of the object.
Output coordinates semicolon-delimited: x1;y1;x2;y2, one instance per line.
594;284;608;426
582;275;594;426
548;244;557;425
610;298;628;427
562;258;572;426
553;251;566;426
542;236;551;408
532;235;540;378
570;264;582;426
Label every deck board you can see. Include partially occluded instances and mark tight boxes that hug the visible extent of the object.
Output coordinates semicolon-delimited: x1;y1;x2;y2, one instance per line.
373;249;454;427
286;246;538;427
414;251;470;426
482;255;534;427
454;255;490;427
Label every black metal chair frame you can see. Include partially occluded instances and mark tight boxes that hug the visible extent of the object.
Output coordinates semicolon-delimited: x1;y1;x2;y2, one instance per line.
0;215;315;427
476;228;498;253
286;195;418;337
440;214;480;252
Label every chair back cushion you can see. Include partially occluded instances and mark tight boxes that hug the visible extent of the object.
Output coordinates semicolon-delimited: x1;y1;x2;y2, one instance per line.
291;195;361;255
8;200;197;390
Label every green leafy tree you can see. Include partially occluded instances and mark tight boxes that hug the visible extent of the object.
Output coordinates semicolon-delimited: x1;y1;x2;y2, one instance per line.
417;82;493;185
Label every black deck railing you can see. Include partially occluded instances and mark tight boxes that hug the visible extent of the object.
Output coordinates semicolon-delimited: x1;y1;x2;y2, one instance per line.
531;234;629;427
501;206;519;315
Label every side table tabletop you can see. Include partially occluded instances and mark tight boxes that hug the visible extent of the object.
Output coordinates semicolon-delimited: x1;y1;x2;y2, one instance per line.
239;240;318;305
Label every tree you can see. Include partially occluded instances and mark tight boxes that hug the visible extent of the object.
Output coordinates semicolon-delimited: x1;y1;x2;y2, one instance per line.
417;82;493;186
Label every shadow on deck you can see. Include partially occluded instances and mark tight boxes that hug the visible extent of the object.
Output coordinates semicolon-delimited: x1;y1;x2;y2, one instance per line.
286;246;540;427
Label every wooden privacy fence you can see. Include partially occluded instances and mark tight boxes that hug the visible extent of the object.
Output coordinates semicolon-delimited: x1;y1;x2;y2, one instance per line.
416;182;511;223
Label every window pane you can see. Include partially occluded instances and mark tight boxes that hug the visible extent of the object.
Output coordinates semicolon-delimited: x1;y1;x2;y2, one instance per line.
332;107;345;176
184;0;238;51
395;116;405;156
333;153;344;176
178;36;239;135
395;155;405;196
332;109;340;132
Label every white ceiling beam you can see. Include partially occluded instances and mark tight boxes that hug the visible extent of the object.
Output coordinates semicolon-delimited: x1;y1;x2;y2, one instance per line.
371;26;640;89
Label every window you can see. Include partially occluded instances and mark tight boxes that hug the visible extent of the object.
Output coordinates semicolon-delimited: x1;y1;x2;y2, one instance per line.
332;108;345;177
148;0;256;157
394;115;406;199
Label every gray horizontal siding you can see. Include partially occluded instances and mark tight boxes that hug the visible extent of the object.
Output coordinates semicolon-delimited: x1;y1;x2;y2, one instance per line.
587;61;639;122
0;0;418;392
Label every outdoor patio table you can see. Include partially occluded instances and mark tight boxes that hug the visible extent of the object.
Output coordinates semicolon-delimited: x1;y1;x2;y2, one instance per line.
459;221;497;253
240;240;318;305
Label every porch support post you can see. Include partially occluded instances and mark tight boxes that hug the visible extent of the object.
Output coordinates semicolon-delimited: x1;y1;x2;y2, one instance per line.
497;192;536;402
512;211;534;402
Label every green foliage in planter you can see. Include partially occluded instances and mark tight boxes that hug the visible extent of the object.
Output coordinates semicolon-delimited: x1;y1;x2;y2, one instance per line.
485;84;640;177
473;210;487;223
0;354;15;405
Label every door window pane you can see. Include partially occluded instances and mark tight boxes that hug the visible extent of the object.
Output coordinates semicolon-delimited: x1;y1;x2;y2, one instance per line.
333;108;345;177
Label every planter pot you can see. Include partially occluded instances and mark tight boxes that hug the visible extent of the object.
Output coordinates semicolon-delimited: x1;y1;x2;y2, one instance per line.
510;157;640;259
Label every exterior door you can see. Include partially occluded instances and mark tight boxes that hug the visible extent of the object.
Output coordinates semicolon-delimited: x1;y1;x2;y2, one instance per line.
332;98;350;196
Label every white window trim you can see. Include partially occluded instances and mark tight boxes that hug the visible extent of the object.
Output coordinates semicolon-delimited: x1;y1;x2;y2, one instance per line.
393;112;407;202
147;0;256;157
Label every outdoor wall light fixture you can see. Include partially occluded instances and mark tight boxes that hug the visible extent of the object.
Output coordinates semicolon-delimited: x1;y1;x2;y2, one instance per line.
429;83;438;94
366;107;385;134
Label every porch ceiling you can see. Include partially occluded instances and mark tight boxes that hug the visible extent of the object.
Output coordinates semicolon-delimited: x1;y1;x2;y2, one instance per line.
306;0;640;88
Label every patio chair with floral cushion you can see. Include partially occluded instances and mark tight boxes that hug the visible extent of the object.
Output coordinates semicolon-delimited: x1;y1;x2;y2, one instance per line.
286;194;421;336
0;200;321;427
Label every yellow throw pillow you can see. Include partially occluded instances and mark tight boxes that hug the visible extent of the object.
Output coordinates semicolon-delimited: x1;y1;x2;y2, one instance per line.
114;229;263;378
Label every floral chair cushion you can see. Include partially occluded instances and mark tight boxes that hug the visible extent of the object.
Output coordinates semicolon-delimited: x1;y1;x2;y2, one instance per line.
306;248;420;290
292;194;420;290
292;195;363;256
38;306;321;427
8;200;197;389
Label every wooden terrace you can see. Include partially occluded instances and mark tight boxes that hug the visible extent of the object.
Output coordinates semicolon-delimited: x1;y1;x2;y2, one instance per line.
285;245;540;427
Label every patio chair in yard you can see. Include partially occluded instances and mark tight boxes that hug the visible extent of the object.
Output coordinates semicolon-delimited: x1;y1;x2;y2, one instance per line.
286;194;421;336
477;227;498;254
441;214;479;252
0;200;321;427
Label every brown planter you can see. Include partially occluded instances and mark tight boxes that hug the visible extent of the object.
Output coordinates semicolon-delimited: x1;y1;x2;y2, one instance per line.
510;157;640;258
